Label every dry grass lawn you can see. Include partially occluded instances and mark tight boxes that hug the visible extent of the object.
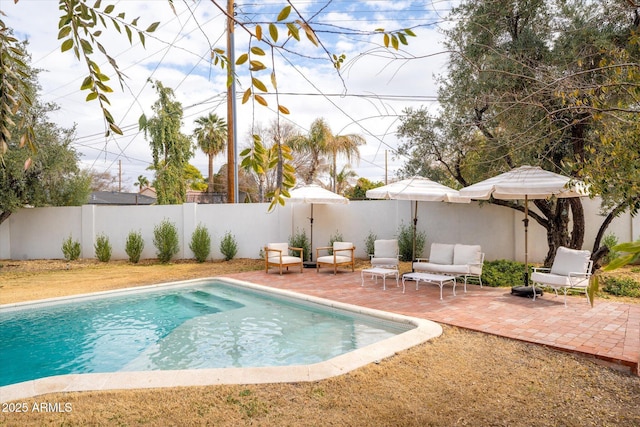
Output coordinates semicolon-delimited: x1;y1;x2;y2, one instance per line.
1;258;640;426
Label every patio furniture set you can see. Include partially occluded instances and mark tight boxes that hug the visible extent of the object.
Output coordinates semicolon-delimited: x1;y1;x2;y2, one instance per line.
265;238;593;305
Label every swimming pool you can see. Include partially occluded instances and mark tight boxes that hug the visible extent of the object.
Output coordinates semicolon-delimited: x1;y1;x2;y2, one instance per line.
0;278;442;401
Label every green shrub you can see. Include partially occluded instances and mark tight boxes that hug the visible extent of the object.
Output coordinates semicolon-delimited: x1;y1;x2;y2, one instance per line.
189;224;211;263
482;259;529;287
153;219;180;263
220;231;238;261
602;233;619;265
364;231;377;257
601;276;640;298
289;228;310;262
328;230;343;255
396;222;425;261
62;235;81;261
94;233;112;262
125;230;145;263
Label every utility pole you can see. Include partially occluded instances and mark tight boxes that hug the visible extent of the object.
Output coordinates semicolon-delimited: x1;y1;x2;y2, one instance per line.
118;159;122;192
385;150;388;184
226;0;239;203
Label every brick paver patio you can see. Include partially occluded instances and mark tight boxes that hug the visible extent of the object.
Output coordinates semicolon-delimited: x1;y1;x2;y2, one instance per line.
226;268;640;375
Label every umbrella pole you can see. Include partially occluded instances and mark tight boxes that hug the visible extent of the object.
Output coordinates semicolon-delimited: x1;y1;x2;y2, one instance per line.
523;195;529;286
309;204;314;262
412;201;418;262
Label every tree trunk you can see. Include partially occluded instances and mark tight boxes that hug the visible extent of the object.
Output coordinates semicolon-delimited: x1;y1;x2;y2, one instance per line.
207;154;214;193
0;211;11;226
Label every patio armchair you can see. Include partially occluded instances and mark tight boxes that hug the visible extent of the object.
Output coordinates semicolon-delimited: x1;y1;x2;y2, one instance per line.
316;242;356;274
264;243;304;275
531;246;593;306
369;239;400;269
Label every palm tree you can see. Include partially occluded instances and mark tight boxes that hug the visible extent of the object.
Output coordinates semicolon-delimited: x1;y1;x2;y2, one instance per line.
193;113;227;193
135;175;149;191
288;118;364;192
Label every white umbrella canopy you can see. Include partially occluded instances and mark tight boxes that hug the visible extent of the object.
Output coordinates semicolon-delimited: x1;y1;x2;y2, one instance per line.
458;165;589;200
366;177;470;261
459;165;589;289
289;185;349;264
365;176;468;202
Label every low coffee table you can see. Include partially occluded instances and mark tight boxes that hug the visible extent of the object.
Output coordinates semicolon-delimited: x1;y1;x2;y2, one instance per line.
402;272;457;300
361;267;399;290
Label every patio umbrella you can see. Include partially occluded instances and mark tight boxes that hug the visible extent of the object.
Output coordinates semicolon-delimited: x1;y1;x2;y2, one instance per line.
366;177;469;261
459;165;589;292
289;185;349;267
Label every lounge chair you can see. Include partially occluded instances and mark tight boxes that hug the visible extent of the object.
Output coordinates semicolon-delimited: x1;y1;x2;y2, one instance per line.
531;246;593;306
264;242;304;275
316;242;355;274
369;239;400;269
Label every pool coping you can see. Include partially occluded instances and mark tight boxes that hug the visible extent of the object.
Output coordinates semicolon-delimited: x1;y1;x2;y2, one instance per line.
0;277;442;402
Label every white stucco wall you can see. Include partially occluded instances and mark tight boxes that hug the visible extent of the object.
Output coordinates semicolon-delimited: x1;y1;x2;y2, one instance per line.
0;197;636;263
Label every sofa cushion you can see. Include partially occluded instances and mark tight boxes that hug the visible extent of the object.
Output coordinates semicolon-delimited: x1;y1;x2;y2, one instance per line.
453;244;482;266
550;247;591;277
429;243;455;265
413;262;469;275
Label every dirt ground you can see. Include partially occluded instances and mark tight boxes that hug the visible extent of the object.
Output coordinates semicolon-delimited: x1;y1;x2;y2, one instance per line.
1;259;640;426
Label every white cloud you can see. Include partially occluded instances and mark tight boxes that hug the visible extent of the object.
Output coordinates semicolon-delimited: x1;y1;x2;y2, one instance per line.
5;0;457;190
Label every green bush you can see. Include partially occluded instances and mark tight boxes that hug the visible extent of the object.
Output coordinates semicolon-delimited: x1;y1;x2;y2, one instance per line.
220;231;238;261
481;259;529;287
125;230;145;263
601;276;640;298
602;233;619;265
189;224;211;263
62;235;81;261
94;233;112;262
153;219;180;263
396;222;425;261
289;228;310;262
364;231;377;257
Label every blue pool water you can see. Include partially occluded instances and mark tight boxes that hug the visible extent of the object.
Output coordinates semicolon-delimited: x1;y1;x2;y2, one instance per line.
0;281;410;387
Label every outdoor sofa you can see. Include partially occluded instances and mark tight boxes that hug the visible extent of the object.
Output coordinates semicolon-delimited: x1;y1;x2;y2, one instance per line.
413;243;484;286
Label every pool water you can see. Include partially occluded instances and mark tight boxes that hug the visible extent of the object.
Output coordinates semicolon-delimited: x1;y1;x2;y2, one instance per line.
0;281;410;387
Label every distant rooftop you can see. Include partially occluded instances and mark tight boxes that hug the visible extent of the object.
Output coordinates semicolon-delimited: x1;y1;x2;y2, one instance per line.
87;191;156;206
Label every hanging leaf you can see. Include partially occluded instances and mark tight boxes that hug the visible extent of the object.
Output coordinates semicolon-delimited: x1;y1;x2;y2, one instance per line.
252;77;268;92
255;24;262;41
269;23;278;42
254;94;268;106
242;88;252;104
250;46;266;56
277;104;290;114
277;5;291;21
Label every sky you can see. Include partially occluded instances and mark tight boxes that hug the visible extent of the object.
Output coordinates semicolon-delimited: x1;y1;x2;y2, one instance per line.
5;0;459;192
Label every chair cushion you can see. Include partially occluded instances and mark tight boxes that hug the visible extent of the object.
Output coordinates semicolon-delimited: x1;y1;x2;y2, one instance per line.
374;239;398;258
453;244;482;265
267;242;289;253
550;247;591;276
317;255;352;264
531;272;589;289
268;255;301;265
333;241;354;252
429;243;455;264
371;257;399;267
